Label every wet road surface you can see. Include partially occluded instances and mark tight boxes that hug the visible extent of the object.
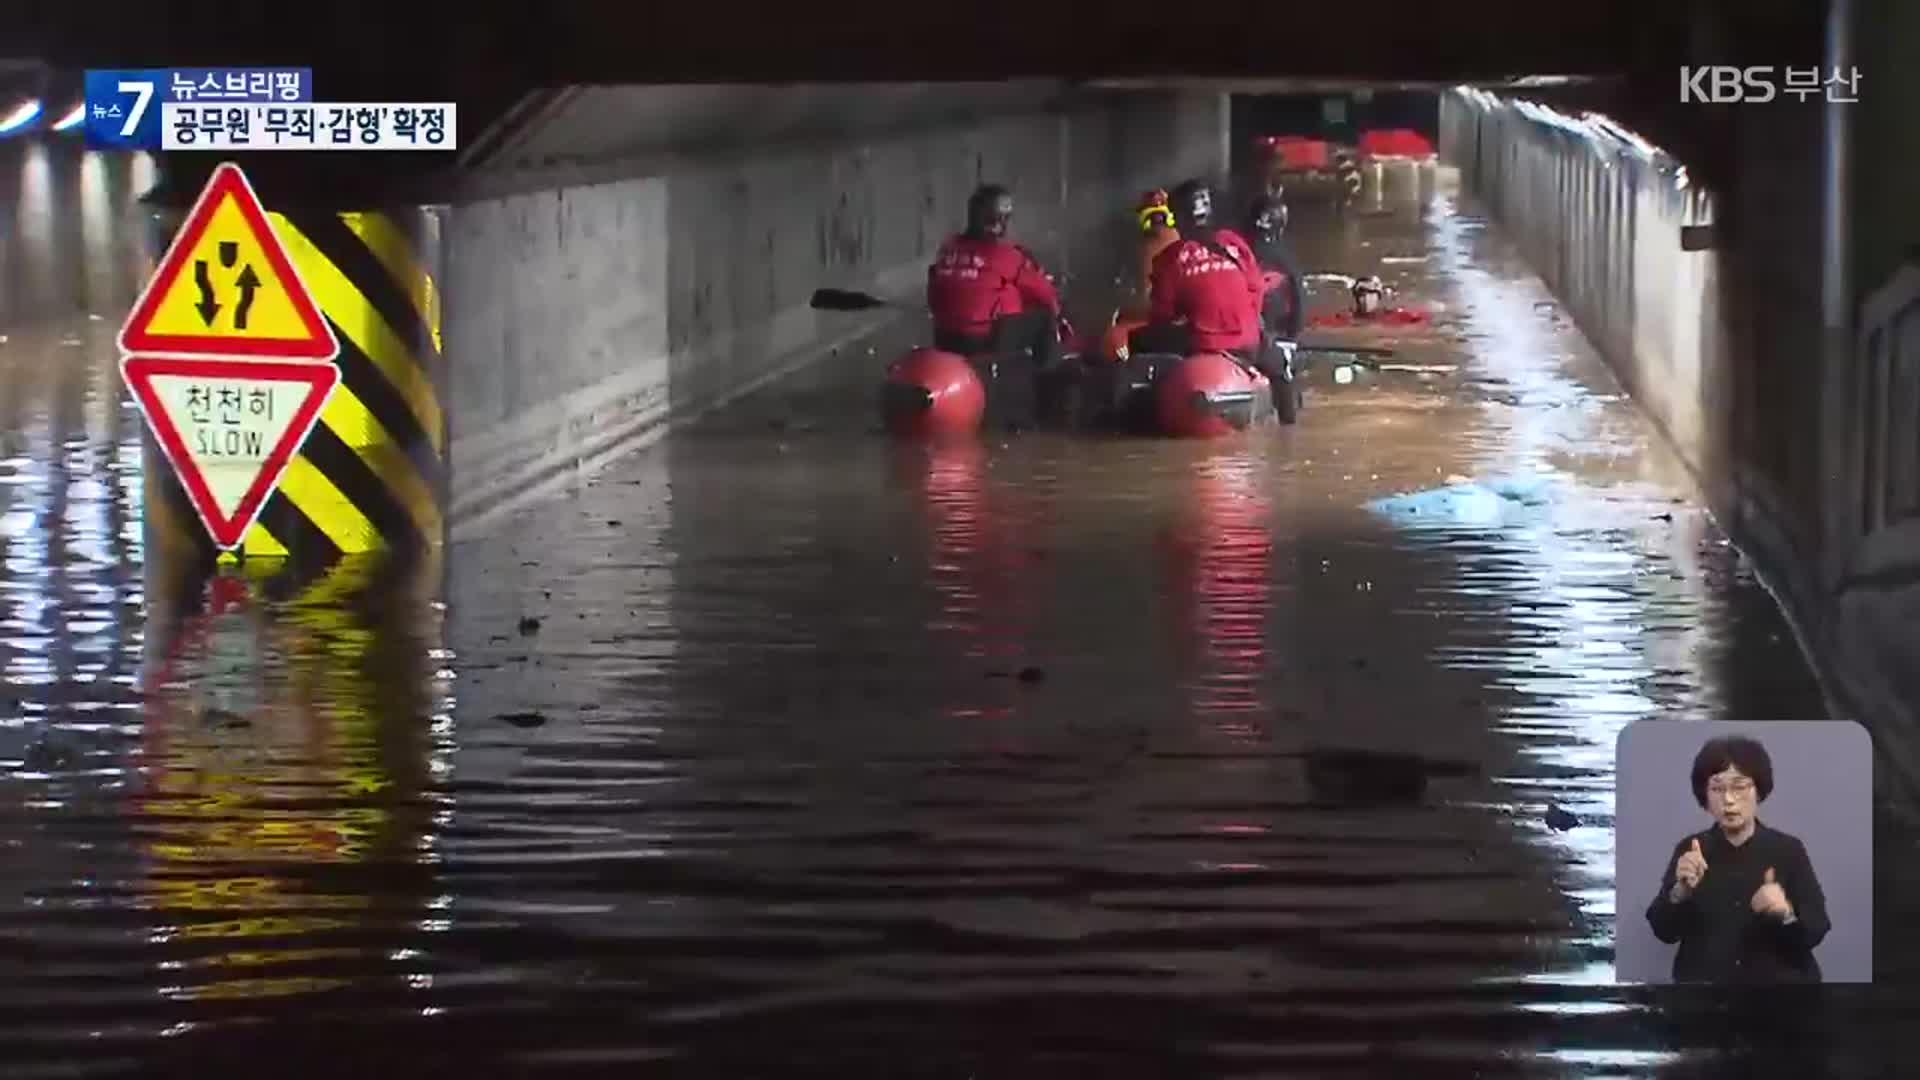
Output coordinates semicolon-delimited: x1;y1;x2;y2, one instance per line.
3;145;1918;1076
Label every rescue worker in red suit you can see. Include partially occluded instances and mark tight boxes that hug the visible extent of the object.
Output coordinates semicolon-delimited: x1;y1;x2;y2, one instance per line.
1307;275;1431;328
1129;179;1269;375
927;185;1065;416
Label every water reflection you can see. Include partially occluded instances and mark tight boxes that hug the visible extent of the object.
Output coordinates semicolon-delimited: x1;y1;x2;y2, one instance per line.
139;573;367;1002
898;440;1045;720
133;557;446;1008
1160;448;1273;729
1419;194;1824;1001
0;146;151;760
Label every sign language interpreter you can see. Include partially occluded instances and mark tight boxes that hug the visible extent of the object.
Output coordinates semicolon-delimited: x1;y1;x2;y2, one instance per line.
1645;735;1829;982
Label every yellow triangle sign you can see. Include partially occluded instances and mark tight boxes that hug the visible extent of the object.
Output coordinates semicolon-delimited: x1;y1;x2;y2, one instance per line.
118;162;340;360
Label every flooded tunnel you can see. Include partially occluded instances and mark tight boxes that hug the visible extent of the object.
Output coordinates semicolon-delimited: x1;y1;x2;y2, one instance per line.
5;0;1920;1074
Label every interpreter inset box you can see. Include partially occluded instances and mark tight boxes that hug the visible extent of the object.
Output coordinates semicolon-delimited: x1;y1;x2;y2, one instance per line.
1613;720;1872;984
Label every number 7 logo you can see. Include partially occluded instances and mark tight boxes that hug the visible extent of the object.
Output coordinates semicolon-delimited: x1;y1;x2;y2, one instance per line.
83;70;165;149
117;80;153;137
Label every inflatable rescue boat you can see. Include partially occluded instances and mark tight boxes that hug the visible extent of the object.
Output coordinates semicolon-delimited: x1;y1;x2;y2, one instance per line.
879;348;987;439
1083;310;1293;436
814;288;1284;440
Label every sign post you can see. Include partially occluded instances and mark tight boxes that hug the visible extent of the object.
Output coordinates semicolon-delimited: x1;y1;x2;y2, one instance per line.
119;161;341;551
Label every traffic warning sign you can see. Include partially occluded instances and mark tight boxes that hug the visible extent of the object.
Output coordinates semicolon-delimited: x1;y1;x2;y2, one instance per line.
121;355;339;549
118;161;340;360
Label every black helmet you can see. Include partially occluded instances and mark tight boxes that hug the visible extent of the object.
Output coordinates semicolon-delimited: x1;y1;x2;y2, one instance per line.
966;184;1014;239
1170;179;1212;230
1251;194;1288;239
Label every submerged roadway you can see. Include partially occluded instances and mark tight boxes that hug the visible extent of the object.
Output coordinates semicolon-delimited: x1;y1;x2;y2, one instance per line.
2;151;1917;1075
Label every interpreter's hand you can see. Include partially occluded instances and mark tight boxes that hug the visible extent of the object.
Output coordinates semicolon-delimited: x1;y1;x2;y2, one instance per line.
1752;866;1794;919
1671;837;1707;901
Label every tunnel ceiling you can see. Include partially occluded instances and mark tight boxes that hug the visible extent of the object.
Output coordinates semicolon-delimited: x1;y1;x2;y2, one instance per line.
15;0;1821;99
458;82;1077;178
19;1;1673;90
16;0;1822;206
1087;77;1602;94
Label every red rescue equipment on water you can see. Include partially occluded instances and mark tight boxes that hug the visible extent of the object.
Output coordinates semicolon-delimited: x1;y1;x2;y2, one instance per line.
1155;352;1269;439
880;348;986;439
1309;308;1431;328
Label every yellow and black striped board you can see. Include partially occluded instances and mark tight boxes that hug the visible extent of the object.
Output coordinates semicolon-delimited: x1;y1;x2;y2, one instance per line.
146;480;444;635
142;203;446;591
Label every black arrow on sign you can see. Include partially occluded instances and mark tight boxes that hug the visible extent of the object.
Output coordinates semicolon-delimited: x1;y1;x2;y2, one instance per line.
233;266;261;330
193;260;221;326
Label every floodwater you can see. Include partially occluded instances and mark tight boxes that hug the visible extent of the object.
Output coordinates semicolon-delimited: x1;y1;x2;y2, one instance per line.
2;141;1917;1077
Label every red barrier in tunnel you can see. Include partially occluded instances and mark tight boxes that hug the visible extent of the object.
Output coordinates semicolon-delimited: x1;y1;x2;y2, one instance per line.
1256;135;1332;171
1357;128;1435;157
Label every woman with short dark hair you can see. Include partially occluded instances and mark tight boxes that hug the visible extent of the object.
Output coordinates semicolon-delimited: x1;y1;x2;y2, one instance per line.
1645;734;1830;982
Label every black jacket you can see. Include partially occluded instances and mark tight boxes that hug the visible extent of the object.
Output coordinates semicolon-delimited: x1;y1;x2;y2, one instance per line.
1249;232;1306;340
1645;821;1830;983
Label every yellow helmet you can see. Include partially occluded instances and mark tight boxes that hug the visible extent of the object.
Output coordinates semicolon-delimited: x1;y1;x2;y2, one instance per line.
1137;189;1174;233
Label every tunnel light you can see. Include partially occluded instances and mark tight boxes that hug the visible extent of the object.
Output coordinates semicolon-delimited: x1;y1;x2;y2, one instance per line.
0;99;42;136
52;102;84;132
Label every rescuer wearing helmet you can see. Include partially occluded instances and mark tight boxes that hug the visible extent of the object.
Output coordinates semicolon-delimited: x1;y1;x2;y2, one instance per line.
1101;189;1183;367
1129;178;1266;367
927;184;1065;417
1306;272;1430;330
1136;188;1180;305
1248;193;1305;341
1351;274;1386;316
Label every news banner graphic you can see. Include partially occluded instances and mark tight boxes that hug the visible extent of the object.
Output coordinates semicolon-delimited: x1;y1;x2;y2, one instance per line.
82;67;455;151
119;162;342;551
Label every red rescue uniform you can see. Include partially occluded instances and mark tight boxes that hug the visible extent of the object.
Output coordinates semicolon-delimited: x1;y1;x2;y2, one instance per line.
1147;229;1265;354
927;235;1061;337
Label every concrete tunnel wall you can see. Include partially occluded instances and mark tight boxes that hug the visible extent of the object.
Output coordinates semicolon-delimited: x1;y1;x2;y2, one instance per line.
438;86;1228;535
1440;86;1920;790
